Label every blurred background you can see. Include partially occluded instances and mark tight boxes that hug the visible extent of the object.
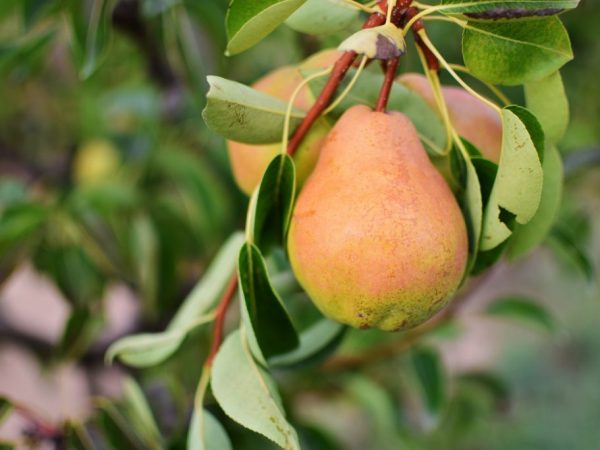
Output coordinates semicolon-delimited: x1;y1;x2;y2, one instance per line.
0;0;598;449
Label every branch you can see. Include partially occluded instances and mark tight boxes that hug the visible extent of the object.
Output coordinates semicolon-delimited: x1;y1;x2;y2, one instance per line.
204;273;239;367
287;11;387;156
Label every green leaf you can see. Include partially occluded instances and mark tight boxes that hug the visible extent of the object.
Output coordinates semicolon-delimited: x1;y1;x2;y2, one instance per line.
121;378;163;449
57;306;104;360
345;376;404;450
462;17;573;85
480;106;544;251
64;422;96;450
96;400;147;450
203;76;305;144
188;408;233;450
548;227;594;281
307;69;447;154
78;0;117;78
22;0;55;28
486;296;554;331
508;144;563;259
269;319;345;367
286;0;358;35
524;71;569;143
106;232;244;367
130;215;159;312
0;397;13;425
458;372;510;409
440;0;580;18
251;154;296;249
226;0;307;56
212;330;300;449
411;347;446;416
0;203;46;256
0;443;15;450
238;243;299;358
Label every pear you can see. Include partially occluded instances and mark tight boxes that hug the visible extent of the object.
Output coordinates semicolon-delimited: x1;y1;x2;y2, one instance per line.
287;105;468;331
227;50;341;195
398;73;502;163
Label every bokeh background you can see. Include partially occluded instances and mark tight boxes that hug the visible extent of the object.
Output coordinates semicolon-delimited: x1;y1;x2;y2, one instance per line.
0;0;598;449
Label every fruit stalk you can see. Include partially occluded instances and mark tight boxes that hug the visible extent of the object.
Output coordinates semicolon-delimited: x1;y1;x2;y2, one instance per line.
375;57;400;112
287;11;387;156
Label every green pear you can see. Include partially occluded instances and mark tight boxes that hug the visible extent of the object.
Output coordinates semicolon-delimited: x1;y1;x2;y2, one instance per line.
287;105;468;331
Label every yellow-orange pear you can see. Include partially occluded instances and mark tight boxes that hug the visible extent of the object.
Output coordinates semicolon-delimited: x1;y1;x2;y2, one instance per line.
227;49;342;195
287;105;468;331
398;73;502;163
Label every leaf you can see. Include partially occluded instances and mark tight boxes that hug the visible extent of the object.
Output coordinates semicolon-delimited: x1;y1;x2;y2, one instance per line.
238;243;299;358
130;214;159;312
486;296;554;331
338;24;406;60
480;106;544;251
0;397;13;425
286;0;358;35
96;400;147;450
121;378;163;449
307;69;447;154
524;71;569;143
462;17;573;85
106;232;244;367
269;319;345;368
440;0;580;18
548;227;594;281
22;0;55;28
345;376;404;450
187;408;233;450
57;306;104;360
226;0;307;56
0;443;15;450
508;144;563;259
457;372;510;410
79;0;116;78
203;76;305;144
251;154;296;249
411;347;446;417
212;330;300;449
64;422;96;450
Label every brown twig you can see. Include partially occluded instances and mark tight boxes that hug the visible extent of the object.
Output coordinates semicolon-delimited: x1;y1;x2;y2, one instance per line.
287;11;387;156
204;273;239;367
375;57;400;112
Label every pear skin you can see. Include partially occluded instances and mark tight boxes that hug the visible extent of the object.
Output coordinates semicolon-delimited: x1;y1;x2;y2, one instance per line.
287;105;468;331
398;73;502;163
227;50;341;195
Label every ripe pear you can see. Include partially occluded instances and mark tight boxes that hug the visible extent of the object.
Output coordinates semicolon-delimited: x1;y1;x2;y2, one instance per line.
227;50;342;195
398;73;502;163
287;105;468;331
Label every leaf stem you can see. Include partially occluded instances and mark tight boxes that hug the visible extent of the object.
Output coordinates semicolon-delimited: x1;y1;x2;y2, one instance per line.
205;273;239;367
448;63;512;106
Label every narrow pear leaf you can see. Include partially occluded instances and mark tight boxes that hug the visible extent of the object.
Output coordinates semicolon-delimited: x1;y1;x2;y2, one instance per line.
548;227;594;281
440;0;580;18
64;422;95;450
121;378;163;448
286;0;358;35
458;372;510;410
106;232;244;367
338;24;406;60
238;243;299;358
509;144;563;259
212;330;300;449
411;347;446;416
524;71;569;143
79;0;116;78
306;69;446;154
462;17;573;85
269;319;346;368
58;307;104;360
0;397;13;425
480;106;544;251
252;154;296;249
188;408;232;450
226;0;307;56
486;296;554;331
96;400;148;450
203;76;305;144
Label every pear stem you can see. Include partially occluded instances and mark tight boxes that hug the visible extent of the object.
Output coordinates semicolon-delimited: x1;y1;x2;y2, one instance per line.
287;10;387;156
375;56;400;112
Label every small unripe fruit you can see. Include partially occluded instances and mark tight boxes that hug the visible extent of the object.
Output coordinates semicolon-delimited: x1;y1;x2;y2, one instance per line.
73;139;121;186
